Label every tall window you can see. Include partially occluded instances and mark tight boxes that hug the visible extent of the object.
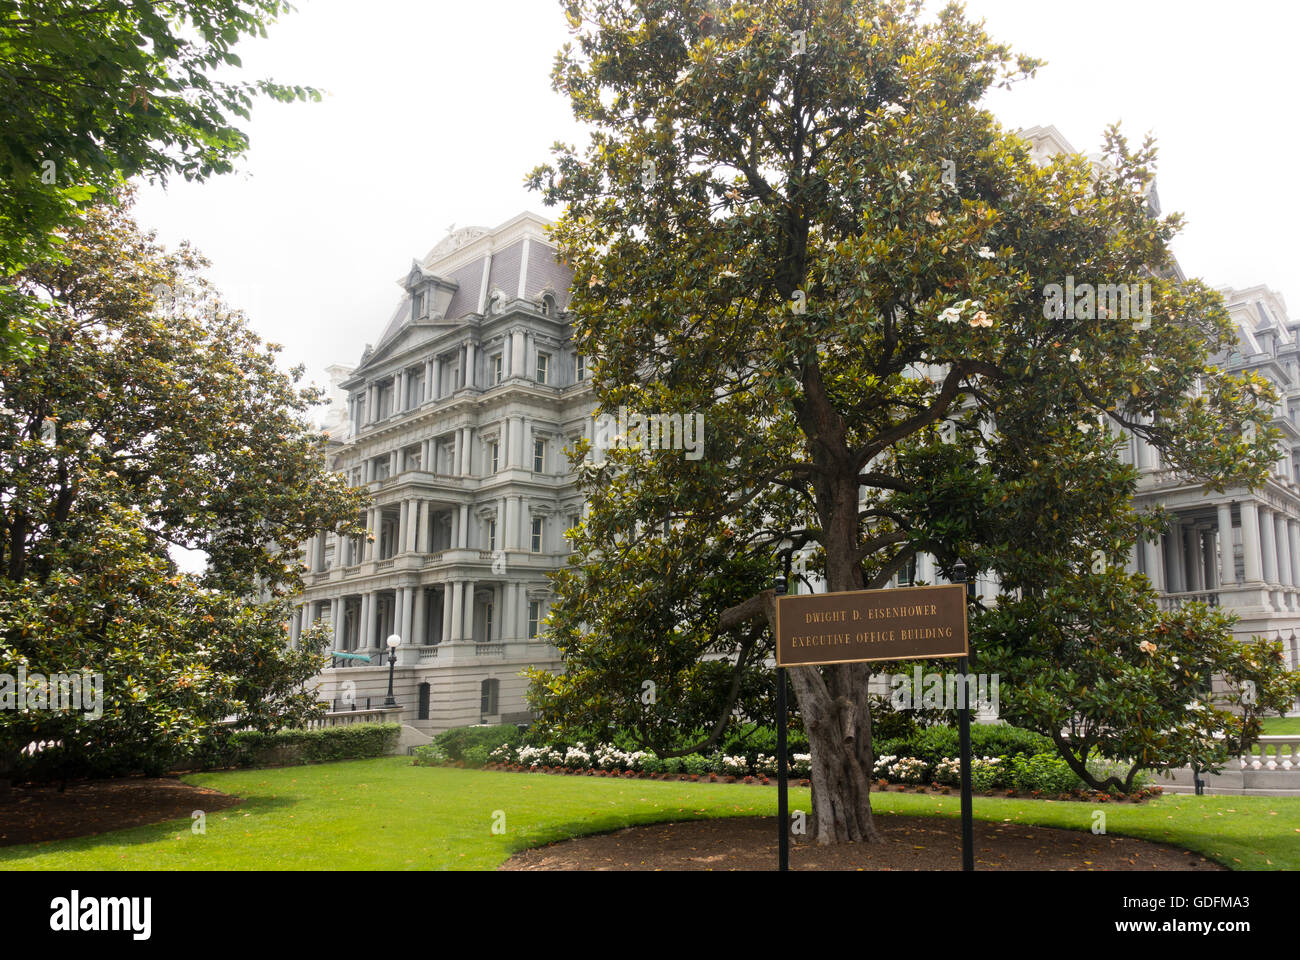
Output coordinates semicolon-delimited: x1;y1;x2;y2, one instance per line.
492;354;504;384
480;678;499;719
489;440;499;474
530;517;544;553
484;602;494;641
576;355;586;381
487;518;497;552
417;682;430;720
412;291;425;320
536;352;550;385
527;601;541;639
533;439;545;473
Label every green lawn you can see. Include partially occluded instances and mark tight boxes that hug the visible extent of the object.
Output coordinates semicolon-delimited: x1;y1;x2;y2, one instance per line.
1;758;1296;870
1260;716;1300;736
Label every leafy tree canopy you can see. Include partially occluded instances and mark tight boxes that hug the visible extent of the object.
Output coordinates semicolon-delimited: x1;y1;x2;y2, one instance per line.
525;0;1295;842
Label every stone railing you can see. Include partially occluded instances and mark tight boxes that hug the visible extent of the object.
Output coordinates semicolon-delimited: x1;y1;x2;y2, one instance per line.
1158;590;1220;611
474;643;506;657
414;645;440;663
1239;735;1300;770
302;706;401;730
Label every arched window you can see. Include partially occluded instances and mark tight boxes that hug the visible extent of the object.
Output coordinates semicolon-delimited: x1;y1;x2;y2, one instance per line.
417;682;430;721
540;293;556;317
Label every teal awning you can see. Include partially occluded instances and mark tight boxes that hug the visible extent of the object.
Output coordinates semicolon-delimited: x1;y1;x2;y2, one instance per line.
330;651;372;662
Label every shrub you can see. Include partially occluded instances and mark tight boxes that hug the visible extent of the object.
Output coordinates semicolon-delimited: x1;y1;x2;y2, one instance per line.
1007;752;1087;794
433;723;522;763
195;723;400;770
462;744;493;769
412;743;448;766
680;753;710;775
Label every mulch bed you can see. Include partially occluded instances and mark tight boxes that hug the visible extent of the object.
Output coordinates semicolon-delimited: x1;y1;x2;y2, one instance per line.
0;777;242;847
500;814;1225;871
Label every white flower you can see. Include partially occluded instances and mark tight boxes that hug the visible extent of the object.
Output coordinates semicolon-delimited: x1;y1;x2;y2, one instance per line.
1069;349;1083;363
977;246;995;260
940;307;962;323
883;103;906;117
898;170;913;187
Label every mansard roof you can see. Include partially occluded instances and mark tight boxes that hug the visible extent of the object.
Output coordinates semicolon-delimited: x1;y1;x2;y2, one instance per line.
345;212;575;381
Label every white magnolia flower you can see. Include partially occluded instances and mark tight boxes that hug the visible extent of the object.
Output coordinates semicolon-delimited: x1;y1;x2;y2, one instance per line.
940;307;962;323
898;170;913;187
883;103;906;117
977;246;996;260
1069;349;1083;363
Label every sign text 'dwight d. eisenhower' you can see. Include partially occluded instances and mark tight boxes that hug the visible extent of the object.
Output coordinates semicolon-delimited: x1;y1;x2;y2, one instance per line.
774;584;968;666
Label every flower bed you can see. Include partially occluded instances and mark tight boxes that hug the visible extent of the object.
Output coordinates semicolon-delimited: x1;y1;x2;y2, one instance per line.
415;740;1162;801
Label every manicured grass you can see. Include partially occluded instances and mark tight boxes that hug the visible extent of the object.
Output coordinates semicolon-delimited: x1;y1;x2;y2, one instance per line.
1260;716;1300;736
1;758;1296;870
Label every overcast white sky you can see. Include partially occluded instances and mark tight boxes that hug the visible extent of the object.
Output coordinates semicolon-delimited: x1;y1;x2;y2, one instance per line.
133;0;1300;413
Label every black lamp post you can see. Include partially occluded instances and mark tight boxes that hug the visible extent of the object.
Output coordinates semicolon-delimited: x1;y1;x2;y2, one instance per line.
383;633;401;707
774;548;793;872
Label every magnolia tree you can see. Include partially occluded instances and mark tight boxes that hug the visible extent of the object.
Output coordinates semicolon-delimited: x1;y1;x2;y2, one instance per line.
525;0;1292;844
0;192;367;788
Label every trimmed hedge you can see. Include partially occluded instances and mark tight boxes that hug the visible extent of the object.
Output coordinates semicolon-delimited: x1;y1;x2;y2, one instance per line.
196;723;400;770
876;725;1054;766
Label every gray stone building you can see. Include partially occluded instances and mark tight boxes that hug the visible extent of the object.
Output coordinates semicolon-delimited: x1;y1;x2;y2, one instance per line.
291;213;594;733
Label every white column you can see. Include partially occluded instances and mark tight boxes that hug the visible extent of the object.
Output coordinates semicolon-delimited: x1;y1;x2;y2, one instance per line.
432;358;442;399
332;598;345;646
1241;501;1263;583
1141;537;1165;592
1260;506;1278;583
441;585;453;644
449;581;464;641
400;586;415;643
1165;521;1184;593
406;499;419;553
1276;513;1294;587
290;605;302;645
1288;519;1300;586
423;359;434;403
465;342;476;389
415;501;428;553
503;583;517;639
1217;503;1235;587
511;329;525;377
360;593;374;648
458;504;470;549
412;587;427;646
503;334;513;379
463;582;476;641
505;496;519;550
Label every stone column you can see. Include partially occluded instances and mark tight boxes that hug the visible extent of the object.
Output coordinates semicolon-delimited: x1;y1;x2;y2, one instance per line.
449;581;464;642
503;583;517;639
511;329;525;377
332;598;346;647
503;334;513;379
432;358;442;400
441;585;453;645
1141;537;1165;592
1260;506;1278;583
1217;503;1235;587
400;586;415;643
290;605;302;645
395;371;406;414
423;359;434;403
1288;519;1300;586
505;496;519;550
458;504;470;549
463;582;476;641
1165;521;1184;593
412;587;427;646
360;593;374;648
1276;512;1294;587
1241;501;1263;583
465;342;476;389
415;501;428;553
366;508;379;561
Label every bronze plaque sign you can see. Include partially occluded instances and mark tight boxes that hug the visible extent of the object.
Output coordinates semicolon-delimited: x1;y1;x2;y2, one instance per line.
774;583;968;667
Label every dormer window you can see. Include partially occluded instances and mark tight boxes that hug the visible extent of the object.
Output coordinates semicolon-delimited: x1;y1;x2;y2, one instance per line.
540;293;557;317
412;290;426;320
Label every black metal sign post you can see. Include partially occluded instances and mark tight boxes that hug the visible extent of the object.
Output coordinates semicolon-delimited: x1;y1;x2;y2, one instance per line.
953;561;976;872
777;664;789;872
775;558;791;873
